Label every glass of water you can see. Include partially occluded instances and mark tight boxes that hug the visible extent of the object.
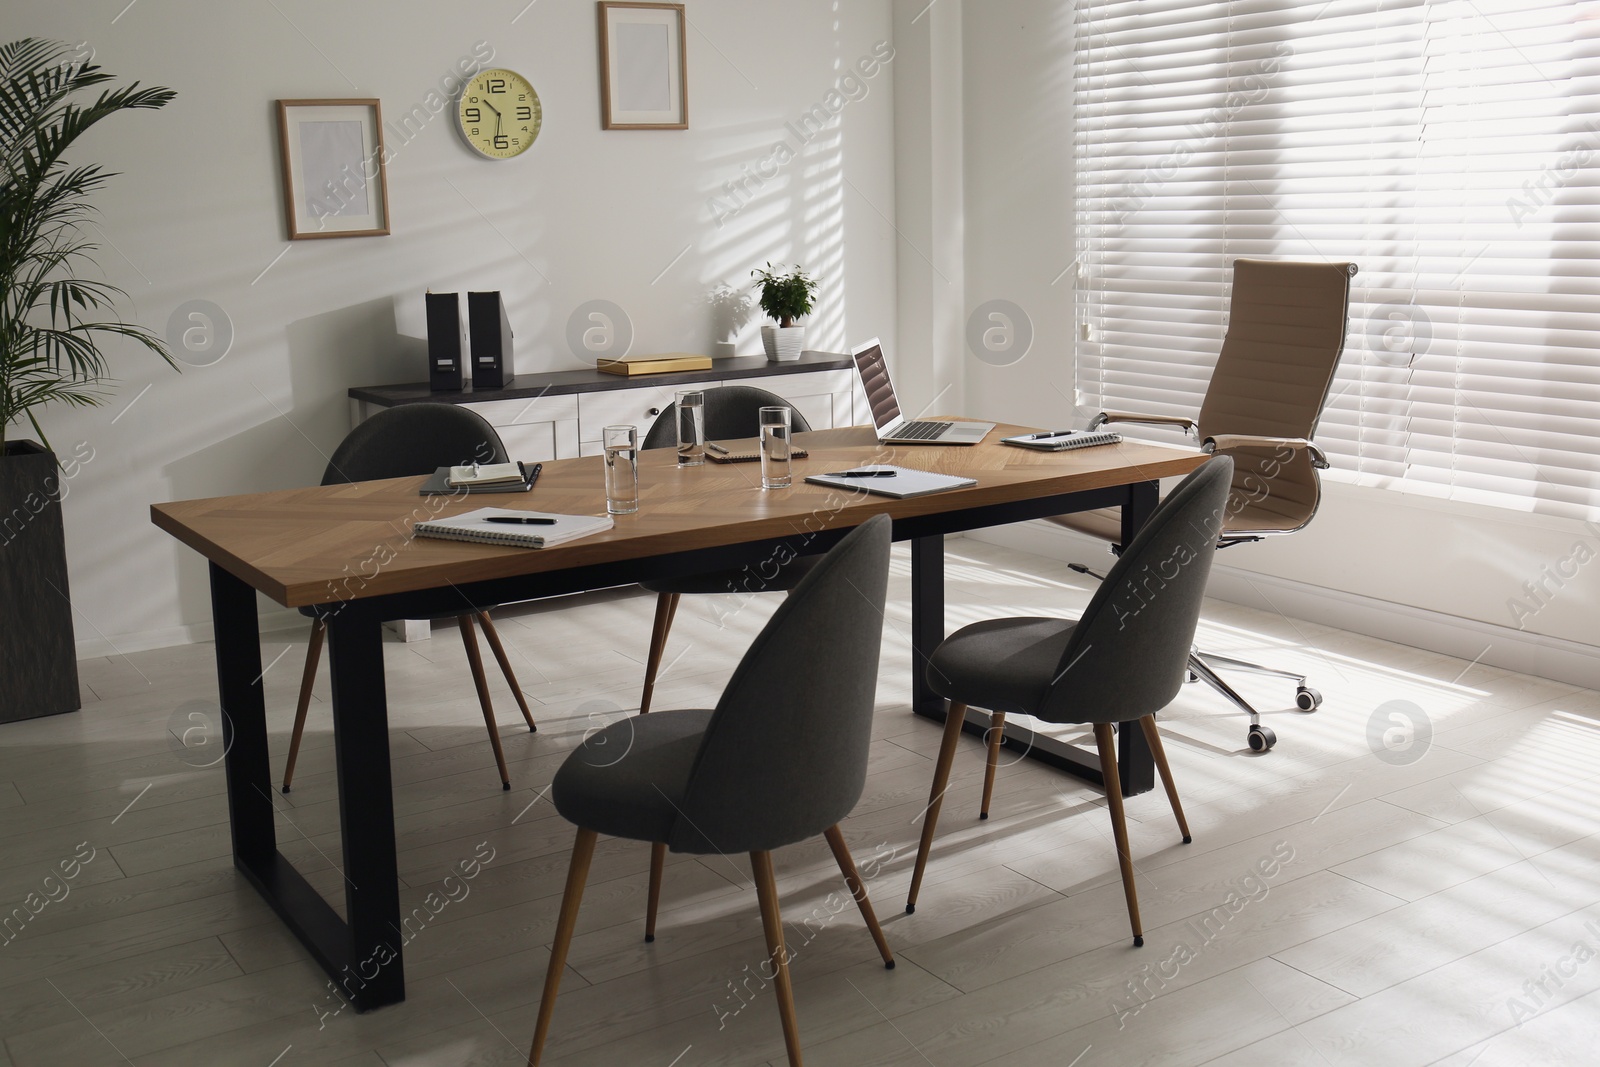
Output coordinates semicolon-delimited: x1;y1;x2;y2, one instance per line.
760;405;792;490
603;425;639;514
676;390;706;466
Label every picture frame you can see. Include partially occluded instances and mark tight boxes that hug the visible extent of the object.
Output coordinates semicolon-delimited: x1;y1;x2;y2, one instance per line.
276;99;391;239
597;2;688;130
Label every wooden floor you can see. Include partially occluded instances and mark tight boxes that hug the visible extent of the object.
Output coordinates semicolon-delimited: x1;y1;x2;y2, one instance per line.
3;538;1597;1066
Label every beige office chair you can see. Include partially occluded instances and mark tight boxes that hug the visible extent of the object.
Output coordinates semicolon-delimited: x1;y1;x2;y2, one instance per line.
1056;258;1357;752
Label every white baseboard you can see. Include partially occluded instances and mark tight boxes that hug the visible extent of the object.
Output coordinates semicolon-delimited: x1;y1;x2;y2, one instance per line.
964;520;1600;691
75;608;309;660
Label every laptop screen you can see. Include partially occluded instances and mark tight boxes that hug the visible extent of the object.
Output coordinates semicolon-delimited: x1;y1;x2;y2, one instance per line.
853;340;903;430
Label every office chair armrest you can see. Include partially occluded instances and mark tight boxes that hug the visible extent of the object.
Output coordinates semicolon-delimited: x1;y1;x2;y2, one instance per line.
1090;410;1199;437
1203;434;1331;469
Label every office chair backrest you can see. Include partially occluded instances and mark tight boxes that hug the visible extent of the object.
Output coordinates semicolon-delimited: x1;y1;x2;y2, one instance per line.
320;404;509;486
668;514;891;854
1042;457;1233;724
641;385;814;451
1199;258;1355;537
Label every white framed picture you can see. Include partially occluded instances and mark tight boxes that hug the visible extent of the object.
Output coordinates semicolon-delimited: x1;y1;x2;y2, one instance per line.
598;3;688;130
276;99;391;239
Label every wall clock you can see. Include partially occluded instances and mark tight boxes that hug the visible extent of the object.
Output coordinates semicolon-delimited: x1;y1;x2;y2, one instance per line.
457;68;542;159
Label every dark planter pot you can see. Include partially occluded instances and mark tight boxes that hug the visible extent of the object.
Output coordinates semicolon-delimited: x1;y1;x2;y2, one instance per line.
0;440;80;722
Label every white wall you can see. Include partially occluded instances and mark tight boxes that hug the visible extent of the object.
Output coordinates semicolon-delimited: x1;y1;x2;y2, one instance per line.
956;2;1600;686
2;0;900;654
889;0;966;420
960;0;1076;431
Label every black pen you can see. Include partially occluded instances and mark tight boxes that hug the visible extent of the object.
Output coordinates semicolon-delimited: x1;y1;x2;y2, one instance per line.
1024;430;1076;440
519;461;542;486
829;469;897;478
485;516;558;525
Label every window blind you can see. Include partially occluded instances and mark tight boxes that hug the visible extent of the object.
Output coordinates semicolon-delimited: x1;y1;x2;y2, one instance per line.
1074;0;1600;519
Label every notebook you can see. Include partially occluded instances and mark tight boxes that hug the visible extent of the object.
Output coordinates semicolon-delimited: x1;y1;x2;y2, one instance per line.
418;463;541;495
449;461;528;487
804;465;977;499
851;338;996;445
1000;430;1122;452
414;508;613;549
705;441;810;464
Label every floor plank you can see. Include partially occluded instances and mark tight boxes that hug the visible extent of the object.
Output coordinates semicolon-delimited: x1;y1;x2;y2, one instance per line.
0;539;1594;1065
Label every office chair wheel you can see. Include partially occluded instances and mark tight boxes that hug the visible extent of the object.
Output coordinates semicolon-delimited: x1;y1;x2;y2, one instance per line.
1247;724;1276;752
1295;686;1322;711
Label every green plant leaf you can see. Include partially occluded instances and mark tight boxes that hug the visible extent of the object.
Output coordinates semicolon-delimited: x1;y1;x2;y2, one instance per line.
0;37;175;451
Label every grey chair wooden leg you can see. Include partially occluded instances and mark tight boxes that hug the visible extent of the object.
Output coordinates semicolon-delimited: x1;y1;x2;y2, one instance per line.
751;850;803;1067
645;842;666;942
281;618;325;794
458;615;512;790
907;701;968;913
980;710;1006;819
1094;722;1144;947
1139;715;1192;843
639;593;681;715
528;828;597;1067
477;611;536;732
823;825;894;969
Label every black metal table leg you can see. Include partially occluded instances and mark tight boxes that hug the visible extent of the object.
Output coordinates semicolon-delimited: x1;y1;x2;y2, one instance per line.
908;483;1161;796
910;534;945;718
325;609;405;1010
208;563;404;1013
211;562;275;866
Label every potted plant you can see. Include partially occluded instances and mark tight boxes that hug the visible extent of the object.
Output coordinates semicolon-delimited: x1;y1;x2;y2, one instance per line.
1;39;176;721
752;262;817;362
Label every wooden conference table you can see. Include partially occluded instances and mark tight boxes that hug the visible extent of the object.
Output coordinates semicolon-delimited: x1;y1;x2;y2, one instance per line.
150;423;1204;1010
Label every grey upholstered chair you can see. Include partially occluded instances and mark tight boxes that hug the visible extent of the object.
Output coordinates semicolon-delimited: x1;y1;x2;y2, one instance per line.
1058;259;1356;752
635;385;818;714
906;458;1234;947
281;404;535;793
527;515;894;1067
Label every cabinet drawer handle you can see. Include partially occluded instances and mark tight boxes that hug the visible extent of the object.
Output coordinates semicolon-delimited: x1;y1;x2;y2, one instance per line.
646;407;660;417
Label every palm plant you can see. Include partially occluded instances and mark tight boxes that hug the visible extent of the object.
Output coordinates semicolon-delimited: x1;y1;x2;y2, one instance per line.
0;38;176;455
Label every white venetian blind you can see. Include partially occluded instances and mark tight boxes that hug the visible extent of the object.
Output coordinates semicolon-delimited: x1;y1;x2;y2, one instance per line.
1075;0;1600;519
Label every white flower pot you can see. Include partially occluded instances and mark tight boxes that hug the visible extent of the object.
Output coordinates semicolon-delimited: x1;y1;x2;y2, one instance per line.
762;325;805;362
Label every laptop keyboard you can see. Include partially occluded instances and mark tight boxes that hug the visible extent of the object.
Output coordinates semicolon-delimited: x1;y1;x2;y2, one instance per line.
894;420;953;440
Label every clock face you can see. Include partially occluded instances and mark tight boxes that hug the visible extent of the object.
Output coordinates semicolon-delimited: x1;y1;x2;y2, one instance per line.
458;68;541;159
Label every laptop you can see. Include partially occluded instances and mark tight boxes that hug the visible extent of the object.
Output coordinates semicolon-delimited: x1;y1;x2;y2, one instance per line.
851;338;995;445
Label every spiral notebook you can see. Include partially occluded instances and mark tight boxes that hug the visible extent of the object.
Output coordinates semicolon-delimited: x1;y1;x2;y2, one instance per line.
414;508;613;549
1000;430;1122;452
804;466;976;499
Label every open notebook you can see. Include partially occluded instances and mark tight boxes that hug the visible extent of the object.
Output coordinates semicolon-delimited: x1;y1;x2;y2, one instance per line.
414;508;613;549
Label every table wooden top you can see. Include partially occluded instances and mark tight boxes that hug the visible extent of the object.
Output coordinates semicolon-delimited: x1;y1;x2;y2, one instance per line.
150;424;1205;608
